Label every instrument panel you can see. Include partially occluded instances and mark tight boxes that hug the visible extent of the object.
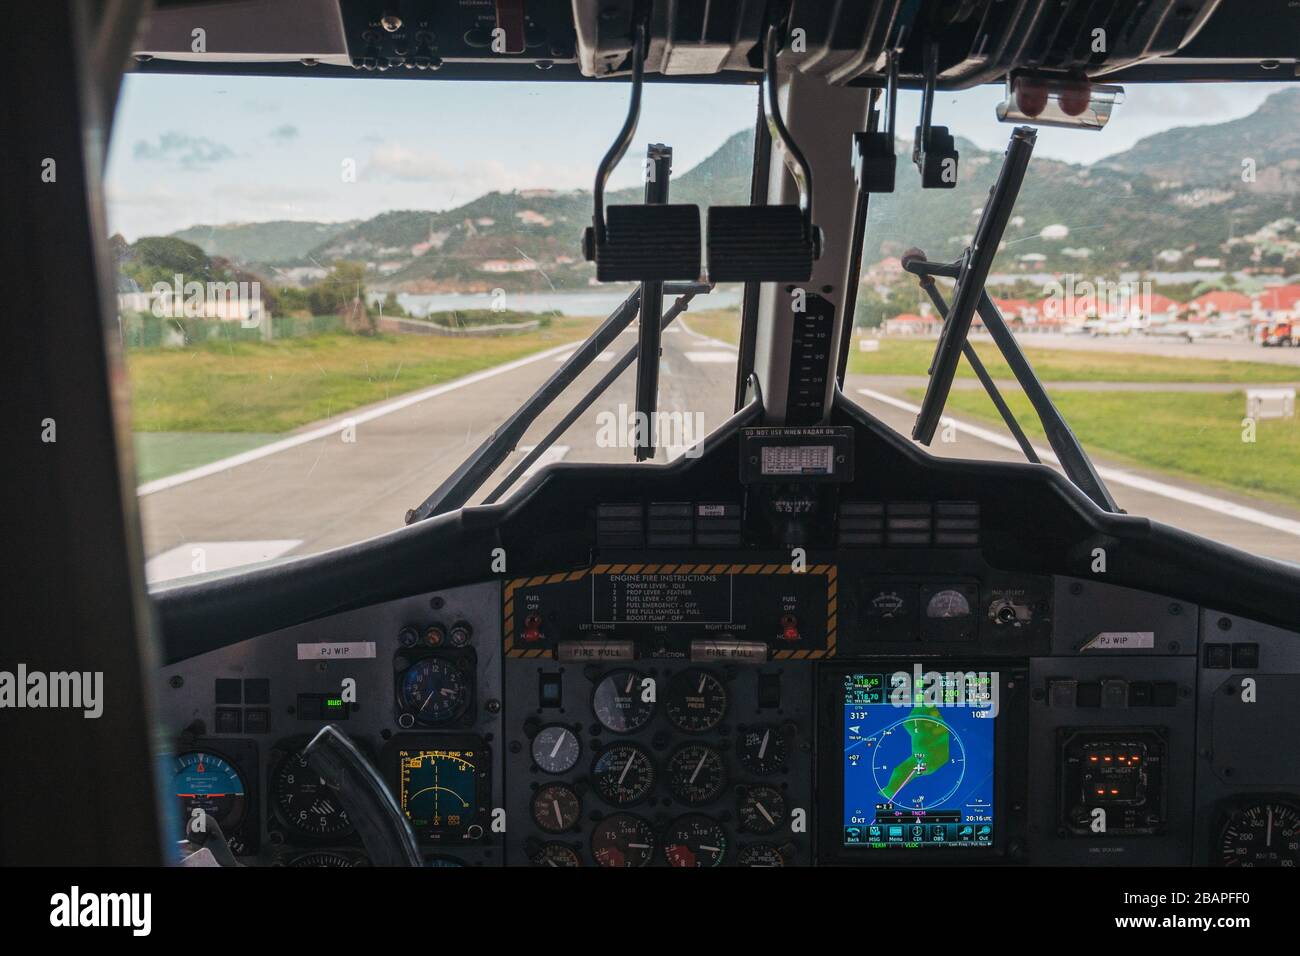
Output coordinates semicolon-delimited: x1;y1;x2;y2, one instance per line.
157;558;1300;867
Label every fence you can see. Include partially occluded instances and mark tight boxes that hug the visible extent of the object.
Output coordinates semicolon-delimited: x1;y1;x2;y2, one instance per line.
120;313;345;349
375;315;542;337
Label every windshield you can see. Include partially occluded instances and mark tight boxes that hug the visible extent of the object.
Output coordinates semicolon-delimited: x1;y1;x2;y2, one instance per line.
107;75;753;584
846;82;1300;566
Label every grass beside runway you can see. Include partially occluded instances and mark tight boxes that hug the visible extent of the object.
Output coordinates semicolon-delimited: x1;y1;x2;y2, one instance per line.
910;387;1300;508
127;318;598;434
674;322;1297;384
127;317;600;481
851;336;1299;383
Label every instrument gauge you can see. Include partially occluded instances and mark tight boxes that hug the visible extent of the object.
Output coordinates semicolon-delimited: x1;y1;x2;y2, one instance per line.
531;841;582;867
591;742;656;806
172;750;247;836
737;843;787;867
663;814;727;867
531;724;581;775
737;723;788;775
590;813;656;867
667;743;727;806
531;783;582;834
397;656;470;725
1218;800;1300;867
665;669;728;733
737;784;787;835
271;749;354;839
592;669;655;733
926;588;972;619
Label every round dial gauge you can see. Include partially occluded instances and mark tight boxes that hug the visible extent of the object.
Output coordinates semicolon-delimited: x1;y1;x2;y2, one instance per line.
663;814;728;868
271;749;354;838
591;742;656;806
737;784;787;835
172;751;247;836
737;724;788;775
665;669;728;734
667;743;727;806
1219;801;1300;867
397;656;470;725
592;669;655;733
926;588;972;619
531;841;582;867
737;843;787;867
287;851;363;867
531;783;582;834
531;724;581;775
590;813;656;867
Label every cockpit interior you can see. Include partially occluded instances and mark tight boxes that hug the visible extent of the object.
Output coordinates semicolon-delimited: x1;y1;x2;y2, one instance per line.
6;0;1300;897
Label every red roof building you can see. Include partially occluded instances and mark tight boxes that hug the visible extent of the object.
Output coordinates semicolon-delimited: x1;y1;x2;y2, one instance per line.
1255;284;1300;314
1189;290;1252;319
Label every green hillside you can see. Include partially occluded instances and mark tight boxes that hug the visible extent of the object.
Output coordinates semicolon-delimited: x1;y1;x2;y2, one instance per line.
161;88;1300;289
172;220;356;265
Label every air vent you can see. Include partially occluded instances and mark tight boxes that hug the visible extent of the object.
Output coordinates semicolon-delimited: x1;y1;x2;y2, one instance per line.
596;502;644;548
839;500;979;547
838;501;884;546
935;500;980;546
886;501;932;546
695;502;742;547
648;502;693;548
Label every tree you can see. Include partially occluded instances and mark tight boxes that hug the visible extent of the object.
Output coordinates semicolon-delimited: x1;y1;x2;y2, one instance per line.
126;236;220;288
381;291;406;317
308;261;375;333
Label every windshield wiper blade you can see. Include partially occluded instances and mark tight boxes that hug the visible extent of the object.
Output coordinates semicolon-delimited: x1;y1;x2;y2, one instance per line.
405;281;711;524
899;124;1119;514
903;253;1118;513
912;126;1036;444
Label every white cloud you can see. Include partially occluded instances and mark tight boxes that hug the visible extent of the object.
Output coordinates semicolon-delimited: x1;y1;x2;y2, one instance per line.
365;141;590;194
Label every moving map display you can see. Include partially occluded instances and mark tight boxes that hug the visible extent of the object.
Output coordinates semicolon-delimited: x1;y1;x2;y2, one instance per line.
842;668;995;849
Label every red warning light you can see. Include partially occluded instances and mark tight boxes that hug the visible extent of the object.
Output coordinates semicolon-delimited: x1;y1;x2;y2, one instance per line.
1059;81;1092;117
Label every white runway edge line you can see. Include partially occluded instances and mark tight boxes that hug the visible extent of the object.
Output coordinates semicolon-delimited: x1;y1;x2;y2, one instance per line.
857;387;1300;540
137;342;580;496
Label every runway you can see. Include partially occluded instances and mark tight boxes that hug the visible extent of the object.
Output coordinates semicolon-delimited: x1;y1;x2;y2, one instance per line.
138;322;1300;583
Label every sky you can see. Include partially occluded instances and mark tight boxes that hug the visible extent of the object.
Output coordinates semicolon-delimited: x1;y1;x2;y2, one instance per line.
104;74;1296;241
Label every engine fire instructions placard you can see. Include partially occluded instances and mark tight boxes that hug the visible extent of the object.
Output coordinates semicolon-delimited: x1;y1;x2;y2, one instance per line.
503;562;836;659
592;570;733;624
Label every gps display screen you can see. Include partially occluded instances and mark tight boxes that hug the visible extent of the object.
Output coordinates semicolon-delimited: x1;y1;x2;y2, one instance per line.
842;667;996;848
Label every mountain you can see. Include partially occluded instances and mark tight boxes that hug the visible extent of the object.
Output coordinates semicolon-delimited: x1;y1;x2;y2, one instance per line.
161;89;1300;290
301;130;756;292
1097;88;1300;192
171;220;356;265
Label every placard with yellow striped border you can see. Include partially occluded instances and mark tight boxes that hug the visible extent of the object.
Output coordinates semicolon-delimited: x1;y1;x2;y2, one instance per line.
503;562;836;660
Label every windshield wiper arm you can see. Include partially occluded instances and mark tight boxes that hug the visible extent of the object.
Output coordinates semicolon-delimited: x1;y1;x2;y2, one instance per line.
903;253;1119;513
483;284;709;505
912;126;1036;445
908;263;1040;465
405;281;710;524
